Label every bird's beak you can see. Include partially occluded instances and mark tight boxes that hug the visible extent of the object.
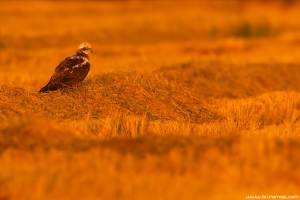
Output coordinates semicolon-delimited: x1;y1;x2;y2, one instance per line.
90;48;93;53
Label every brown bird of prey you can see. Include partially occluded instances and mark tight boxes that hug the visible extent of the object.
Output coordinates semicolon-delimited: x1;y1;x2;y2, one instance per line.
39;42;93;93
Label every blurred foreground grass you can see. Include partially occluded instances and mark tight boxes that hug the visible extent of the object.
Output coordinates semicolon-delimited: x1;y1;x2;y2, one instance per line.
1;123;299;200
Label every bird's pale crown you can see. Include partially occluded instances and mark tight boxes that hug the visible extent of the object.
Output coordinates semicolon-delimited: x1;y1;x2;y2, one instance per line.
78;42;93;54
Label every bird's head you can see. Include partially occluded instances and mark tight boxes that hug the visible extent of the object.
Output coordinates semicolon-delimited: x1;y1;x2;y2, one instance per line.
77;42;93;55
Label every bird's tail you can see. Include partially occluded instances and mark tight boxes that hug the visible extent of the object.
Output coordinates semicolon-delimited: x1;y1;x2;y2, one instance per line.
39;82;62;93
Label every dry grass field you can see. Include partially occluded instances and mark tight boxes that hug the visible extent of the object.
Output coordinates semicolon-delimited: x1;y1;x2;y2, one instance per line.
1;1;300;200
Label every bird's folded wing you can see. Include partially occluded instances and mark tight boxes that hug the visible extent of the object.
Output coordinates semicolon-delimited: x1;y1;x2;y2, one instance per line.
51;56;90;86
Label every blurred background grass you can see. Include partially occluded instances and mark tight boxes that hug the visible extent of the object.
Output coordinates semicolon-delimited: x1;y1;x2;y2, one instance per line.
1;1;300;89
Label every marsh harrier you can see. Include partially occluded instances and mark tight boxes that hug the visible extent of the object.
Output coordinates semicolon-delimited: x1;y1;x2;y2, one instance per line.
39;42;93;93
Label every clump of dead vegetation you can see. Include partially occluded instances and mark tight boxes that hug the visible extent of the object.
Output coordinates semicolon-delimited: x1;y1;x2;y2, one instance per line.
0;70;222;124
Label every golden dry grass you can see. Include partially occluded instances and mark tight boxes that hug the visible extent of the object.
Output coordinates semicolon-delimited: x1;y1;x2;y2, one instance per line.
1;1;300;200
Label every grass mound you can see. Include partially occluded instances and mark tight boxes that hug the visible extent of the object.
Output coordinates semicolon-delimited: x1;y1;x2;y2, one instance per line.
0;71;221;124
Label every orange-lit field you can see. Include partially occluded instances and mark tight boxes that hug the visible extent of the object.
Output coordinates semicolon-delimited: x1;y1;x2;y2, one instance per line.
1;1;300;200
